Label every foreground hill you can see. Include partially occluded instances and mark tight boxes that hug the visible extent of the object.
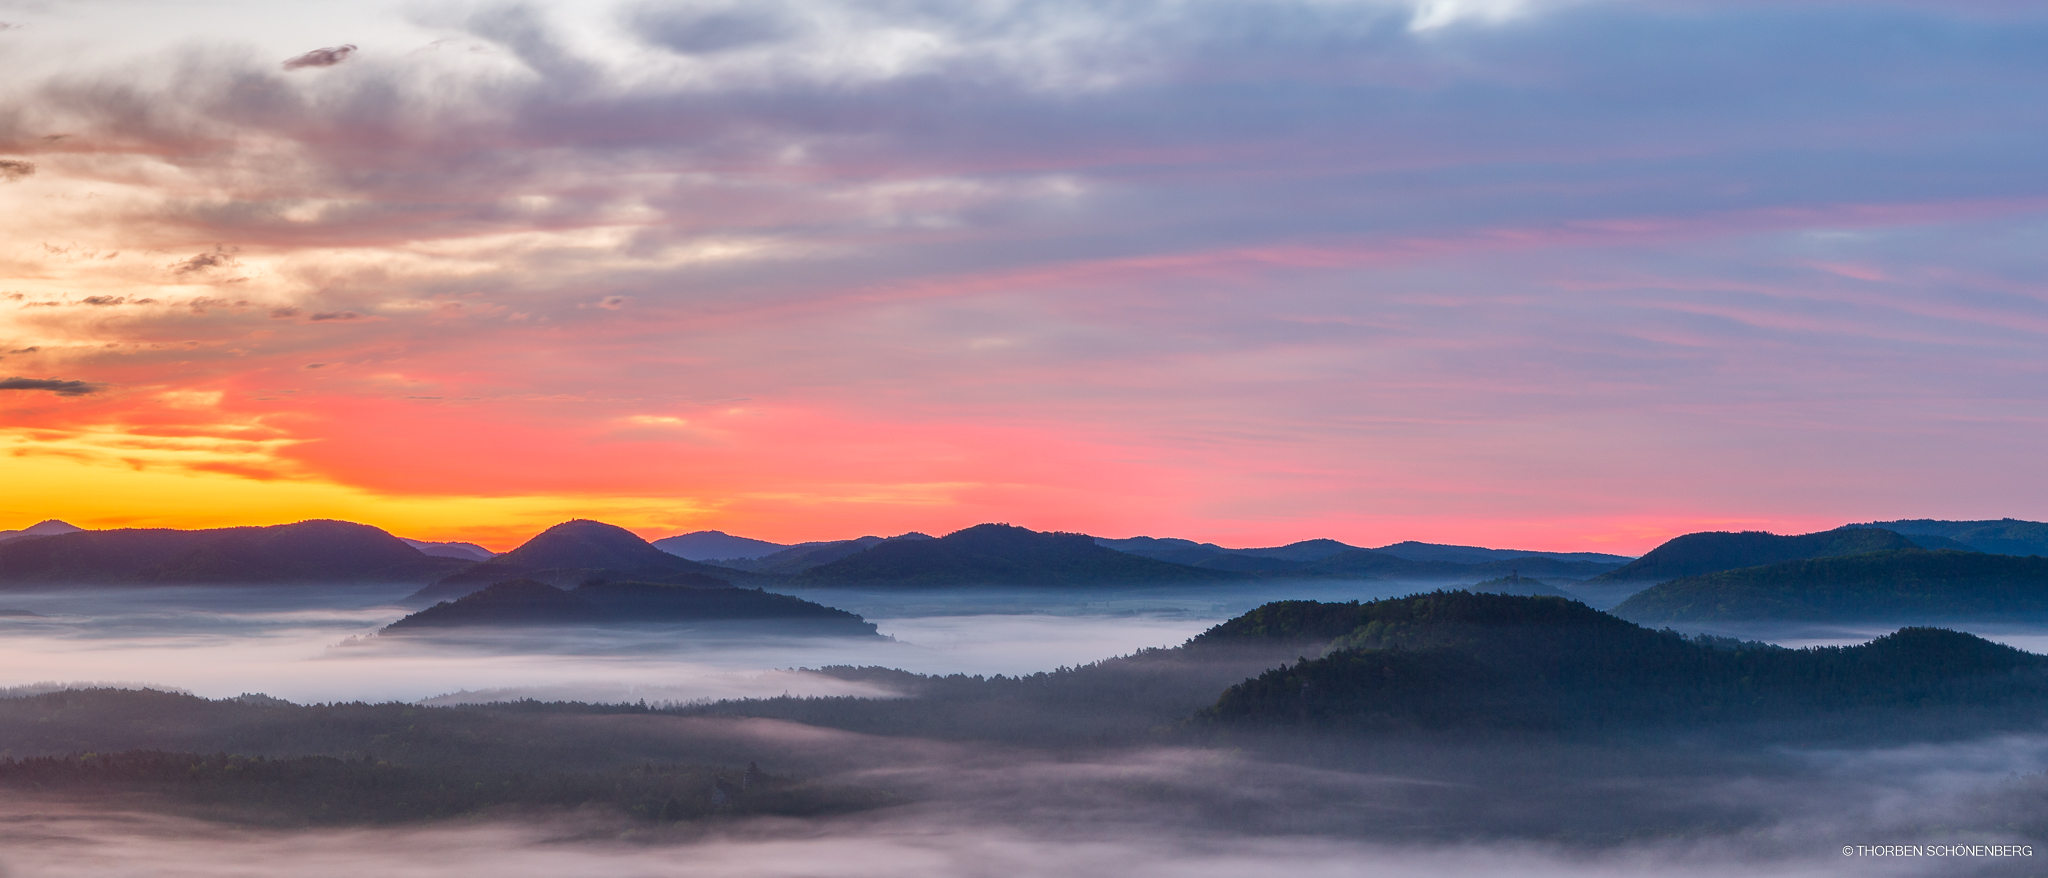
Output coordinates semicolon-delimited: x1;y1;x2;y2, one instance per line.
1590;527;1919;583
794;524;1243;586
1198;591;2048;732
1611;549;2048;623
411;520;750;603
0;520;467;586
386;578;880;637
1849;519;2048;557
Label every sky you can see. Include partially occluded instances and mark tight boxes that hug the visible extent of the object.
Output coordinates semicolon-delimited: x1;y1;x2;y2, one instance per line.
0;0;2045;552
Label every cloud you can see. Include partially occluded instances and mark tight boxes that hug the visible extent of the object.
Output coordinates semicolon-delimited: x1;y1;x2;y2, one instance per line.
0;377;104;396
170;248;238;275
0;159;32;182
0;1;2046;547
281;44;358;71
628;3;802;55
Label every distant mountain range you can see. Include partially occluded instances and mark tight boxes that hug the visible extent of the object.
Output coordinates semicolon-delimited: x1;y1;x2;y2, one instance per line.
0;520;81;544
385;578;880;637
793;524;1244;587
650;530;791;561
398;539;495;562
0;520;468;586
5;515;2042;603
1095;536;1631;571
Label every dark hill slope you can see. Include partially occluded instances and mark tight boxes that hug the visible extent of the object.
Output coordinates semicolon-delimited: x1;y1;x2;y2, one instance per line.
715;534;935;575
1289;550;1618;581
415;520;750;602
385;578;880;637
1611;549;2048;623
1093;536;1236;566
650;530;789;561
1200;592;2048;732
1592;527;1918;583
0;521;465;586
1370;541;1633;565
794;524;1243;586
1850;519;2048;557
0;520;82;544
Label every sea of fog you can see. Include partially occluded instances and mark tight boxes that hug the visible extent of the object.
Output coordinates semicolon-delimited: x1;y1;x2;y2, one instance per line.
0;580;1433;704
6;580;2048;876
3;727;2047;877
6;580;2048;707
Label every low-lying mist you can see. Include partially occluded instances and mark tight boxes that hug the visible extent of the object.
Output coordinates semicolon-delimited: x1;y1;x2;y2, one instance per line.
3;724;2045;877
10;580;2048;707
0;581;1408;704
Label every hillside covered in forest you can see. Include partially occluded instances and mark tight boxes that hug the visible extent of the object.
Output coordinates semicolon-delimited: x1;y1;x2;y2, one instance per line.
1611;549;2048;623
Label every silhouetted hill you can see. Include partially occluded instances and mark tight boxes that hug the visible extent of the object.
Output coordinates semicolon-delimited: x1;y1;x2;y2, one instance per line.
1849;519;2048;557
1093;536;1236;566
1897;533;1978;552
385;578;880;636
415;520;751;602
1198;592;2048;732
0;520;81;544
1463;575;1578;599
1096;535;1624;578
1610;549;2048;623
795;524;1243;586
1591;527;1919;583
711;534;934;575
399;539;495;561
1097;537;1362;566
1285;550;1618;582
0;521;467;586
1370;541;1634;565
651;531;790;561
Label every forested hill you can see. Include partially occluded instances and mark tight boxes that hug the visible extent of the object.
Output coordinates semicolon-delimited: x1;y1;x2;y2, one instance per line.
385;578;881;637
1610;549;2048;623
0;520;467;586
1590;527;1919;582
793;523;1244;586
1848;519;2048;557
1199;591;2048;732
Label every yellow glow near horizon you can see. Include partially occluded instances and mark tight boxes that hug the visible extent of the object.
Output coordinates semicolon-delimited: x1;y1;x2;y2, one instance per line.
0;452;719;551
